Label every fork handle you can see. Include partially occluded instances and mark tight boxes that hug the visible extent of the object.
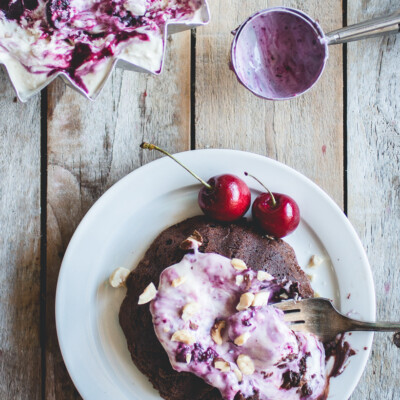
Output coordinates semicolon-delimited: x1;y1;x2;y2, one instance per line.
347;318;400;332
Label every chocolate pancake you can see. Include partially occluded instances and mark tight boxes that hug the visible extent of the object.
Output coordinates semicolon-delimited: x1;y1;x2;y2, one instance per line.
119;216;314;400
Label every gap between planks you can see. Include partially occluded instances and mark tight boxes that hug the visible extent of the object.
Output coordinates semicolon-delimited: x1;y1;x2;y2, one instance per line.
342;0;348;216
40;87;48;400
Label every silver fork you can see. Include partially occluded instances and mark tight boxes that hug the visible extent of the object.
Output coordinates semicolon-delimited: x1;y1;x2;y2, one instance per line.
274;297;400;342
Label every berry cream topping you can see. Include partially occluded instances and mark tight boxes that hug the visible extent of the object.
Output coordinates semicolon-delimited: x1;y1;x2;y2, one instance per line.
0;0;209;100
147;249;328;400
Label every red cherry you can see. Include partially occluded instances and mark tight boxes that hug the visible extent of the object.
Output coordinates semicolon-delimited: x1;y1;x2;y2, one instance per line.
245;172;300;238
140;143;251;221
198;174;251;221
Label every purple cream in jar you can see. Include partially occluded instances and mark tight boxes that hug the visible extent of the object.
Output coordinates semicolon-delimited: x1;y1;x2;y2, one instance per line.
231;8;328;100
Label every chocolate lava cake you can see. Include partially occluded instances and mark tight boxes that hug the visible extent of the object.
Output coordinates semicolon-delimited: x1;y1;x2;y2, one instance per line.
119;215;314;400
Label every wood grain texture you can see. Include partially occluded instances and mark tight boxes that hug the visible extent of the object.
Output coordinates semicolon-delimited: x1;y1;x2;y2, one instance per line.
1;0;399;398
195;0;344;207
0;70;41;399
45;31;191;399
346;2;400;399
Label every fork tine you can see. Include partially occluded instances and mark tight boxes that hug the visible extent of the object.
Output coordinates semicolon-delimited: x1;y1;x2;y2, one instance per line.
286;323;310;334
282;312;306;323
273;300;301;312
274;300;305;323
273;298;341;342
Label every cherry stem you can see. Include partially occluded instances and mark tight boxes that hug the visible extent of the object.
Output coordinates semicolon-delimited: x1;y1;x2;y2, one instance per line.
244;172;277;207
140;142;212;190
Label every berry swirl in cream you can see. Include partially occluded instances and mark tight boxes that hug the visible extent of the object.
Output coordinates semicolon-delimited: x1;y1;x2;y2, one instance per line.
0;0;207;99
148;247;328;400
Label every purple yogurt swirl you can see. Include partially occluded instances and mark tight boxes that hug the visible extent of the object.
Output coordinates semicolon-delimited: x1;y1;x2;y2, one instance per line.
149;249;328;400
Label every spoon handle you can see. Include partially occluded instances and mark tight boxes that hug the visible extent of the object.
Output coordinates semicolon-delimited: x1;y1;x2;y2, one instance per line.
326;9;400;45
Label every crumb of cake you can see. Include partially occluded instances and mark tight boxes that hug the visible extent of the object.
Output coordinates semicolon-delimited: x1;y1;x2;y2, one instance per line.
236;292;255;311
314;291;321;298
214;358;231;372
237;354;255;375
211;320;226;345
186;353;192;364
109;267;130;288
180;231;203;250
257;270;274;281
231;258;248;271
181;302;200;322
171;330;195;345
138;282;157;304
171;276;187;287
279;293;289;300
189;322;199;331
308;255;324;268
243;274;253;290
234;332;251;346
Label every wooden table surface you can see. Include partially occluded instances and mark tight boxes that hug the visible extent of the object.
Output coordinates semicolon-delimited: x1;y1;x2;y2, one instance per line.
1;0;399;399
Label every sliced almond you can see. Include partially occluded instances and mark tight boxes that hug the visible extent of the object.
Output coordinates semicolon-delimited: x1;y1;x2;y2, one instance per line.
306;273;315;282
186;353;192;364
138;282;157;304
263;234;276;241
214;358;231;372
257;270;274;282
314;291;321;298
181;302;200;322
236;292;255;311
231;258;247;271
234;332;251;346
171;330;195;345
252;291;270;307
234;368;243;382
180;230;203;250
109;267;130;288
171;276;187;287
308;254;324;268
235;275;244;286
211;320;226;345
237;354;255;375
279;293;289;300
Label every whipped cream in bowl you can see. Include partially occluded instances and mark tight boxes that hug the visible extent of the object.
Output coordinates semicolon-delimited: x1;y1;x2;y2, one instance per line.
0;0;210;101
148;244;331;400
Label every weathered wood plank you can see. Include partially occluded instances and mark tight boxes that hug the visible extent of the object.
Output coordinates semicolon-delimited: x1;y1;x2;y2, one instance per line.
0;70;41;399
45;31;191;398
195;0;344;208
347;3;400;400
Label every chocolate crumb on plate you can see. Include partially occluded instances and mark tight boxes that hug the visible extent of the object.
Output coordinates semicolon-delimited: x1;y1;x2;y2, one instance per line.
393;332;400;348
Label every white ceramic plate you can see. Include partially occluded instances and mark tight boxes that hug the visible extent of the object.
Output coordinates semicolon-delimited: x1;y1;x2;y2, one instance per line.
56;149;375;400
